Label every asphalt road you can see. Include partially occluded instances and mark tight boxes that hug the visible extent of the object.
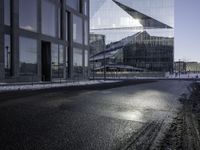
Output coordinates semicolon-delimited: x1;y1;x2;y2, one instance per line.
0;80;191;150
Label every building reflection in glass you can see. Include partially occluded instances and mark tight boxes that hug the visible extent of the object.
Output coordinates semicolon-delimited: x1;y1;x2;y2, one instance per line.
90;0;174;74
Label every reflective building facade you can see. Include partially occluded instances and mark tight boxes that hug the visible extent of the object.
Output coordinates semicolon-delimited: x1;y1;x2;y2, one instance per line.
90;0;174;73
0;0;89;82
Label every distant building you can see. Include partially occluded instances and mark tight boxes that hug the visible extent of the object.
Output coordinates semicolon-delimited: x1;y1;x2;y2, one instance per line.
173;61;200;73
0;0;89;82
186;62;200;72
174;61;186;73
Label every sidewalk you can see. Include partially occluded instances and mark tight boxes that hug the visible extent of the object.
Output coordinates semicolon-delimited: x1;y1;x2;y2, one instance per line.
0;80;119;93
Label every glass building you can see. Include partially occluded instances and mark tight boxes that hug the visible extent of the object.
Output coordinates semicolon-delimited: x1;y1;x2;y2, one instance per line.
90;0;174;73
0;0;89;82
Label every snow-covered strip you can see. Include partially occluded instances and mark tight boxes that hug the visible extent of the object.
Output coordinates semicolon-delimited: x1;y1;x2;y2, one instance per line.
0;80;119;93
166;73;200;79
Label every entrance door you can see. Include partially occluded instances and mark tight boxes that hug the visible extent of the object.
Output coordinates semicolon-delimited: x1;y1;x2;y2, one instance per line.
41;41;51;81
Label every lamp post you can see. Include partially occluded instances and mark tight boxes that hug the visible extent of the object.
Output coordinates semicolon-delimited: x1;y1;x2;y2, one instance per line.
103;48;106;81
178;59;181;79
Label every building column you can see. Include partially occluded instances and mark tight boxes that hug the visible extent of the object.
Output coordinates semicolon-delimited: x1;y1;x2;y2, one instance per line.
68;13;73;79
11;0;19;78
37;0;42;80
0;0;5;81
62;0;67;79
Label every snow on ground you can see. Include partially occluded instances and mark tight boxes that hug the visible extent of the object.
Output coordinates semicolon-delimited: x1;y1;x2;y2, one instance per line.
0;80;119;93
167;73;200;79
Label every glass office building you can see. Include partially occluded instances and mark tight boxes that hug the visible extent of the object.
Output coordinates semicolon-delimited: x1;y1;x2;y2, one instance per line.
90;0;174;72
0;0;89;82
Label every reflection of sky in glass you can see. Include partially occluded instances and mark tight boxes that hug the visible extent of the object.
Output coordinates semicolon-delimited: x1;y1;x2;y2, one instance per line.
90;0;142;29
116;0;174;27
66;0;79;10
90;0;174;44
19;0;37;31
42;0;56;37
73;15;83;44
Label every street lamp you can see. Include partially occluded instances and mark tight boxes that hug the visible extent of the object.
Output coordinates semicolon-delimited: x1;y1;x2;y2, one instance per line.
178;59;181;79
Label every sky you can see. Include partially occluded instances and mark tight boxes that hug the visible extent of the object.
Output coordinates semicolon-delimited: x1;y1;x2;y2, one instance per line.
175;0;200;62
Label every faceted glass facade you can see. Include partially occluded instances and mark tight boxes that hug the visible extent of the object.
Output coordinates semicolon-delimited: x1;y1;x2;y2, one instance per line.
90;0;174;73
0;0;89;82
91;0;174;44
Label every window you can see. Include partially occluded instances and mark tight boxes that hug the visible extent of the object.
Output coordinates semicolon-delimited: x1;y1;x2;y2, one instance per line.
59;45;64;78
66;47;68;78
4;34;11;76
51;44;64;79
66;0;80;11
73;48;83;76
84;50;88;67
84;50;89;78
42;0;56;37
84;20;88;45
73;15;83;44
19;37;37;75
19;0;37;31
4;0;10;26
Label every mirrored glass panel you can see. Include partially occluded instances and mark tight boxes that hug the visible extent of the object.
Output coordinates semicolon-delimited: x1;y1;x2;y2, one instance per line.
59;45;64;78
84;50;88;67
19;0;37;32
84;20;88;45
73;48;83;77
58;7;61;39
90;0;174;75
73;15;83;44
51;44;59;78
4;0;10;26
42;0;56;37
4;34;11;77
51;44;64;79
66;0;79;11
83;0;88;16
19;37;37;75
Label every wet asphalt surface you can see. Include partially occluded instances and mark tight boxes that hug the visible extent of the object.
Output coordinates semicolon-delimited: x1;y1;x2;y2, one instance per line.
0;80;191;150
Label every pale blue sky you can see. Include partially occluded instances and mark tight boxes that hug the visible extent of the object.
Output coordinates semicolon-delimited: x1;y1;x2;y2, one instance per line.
175;0;200;62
